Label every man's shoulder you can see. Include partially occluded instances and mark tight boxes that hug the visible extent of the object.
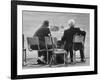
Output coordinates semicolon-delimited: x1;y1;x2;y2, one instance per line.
74;27;80;30
64;27;79;31
64;28;70;32
75;27;86;32
38;27;49;31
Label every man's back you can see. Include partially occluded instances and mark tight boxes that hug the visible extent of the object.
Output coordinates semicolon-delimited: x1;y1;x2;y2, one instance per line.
34;27;50;42
61;27;86;50
62;27;81;44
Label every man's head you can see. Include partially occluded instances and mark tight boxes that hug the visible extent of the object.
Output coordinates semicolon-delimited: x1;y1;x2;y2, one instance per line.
68;19;75;28
42;20;49;28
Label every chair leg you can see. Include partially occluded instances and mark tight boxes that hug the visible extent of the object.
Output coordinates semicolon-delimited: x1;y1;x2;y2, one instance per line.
23;49;26;66
65;52;68;65
64;53;65;65
22;50;24;66
73;50;76;63
25;49;27;63
53;54;56;64
49;54;55;67
47;51;49;64
80;48;86;62
49;55;53;67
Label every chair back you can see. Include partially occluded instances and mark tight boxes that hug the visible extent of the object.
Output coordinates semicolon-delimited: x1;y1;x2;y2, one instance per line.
45;37;54;50
45;37;52;45
27;37;40;50
45;37;58;50
73;34;85;44
52;37;58;48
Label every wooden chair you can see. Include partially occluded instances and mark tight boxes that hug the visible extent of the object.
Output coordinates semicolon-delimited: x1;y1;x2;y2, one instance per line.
27;37;47;51
72;34;85;62
26;37;47;65
45;37;67;66
45;37;53;64
22;34;26;66
27;37;40;51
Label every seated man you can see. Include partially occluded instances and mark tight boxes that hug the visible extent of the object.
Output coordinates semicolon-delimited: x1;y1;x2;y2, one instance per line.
33;20;52;64
61;19;86;63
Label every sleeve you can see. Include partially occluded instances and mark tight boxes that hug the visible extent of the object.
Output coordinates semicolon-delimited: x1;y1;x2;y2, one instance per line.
61;31;66;44
81;31;86;41
81;31;86;36
46;28;50;36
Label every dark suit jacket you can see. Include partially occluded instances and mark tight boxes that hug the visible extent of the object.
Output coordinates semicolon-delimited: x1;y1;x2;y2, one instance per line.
61;27;86;51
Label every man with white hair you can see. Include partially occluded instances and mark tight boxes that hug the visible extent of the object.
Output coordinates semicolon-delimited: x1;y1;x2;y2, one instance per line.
61;19;86;63
68;19;76;28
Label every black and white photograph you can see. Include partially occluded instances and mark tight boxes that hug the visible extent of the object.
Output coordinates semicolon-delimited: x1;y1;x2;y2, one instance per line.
11;1;97;79
22;11;89;68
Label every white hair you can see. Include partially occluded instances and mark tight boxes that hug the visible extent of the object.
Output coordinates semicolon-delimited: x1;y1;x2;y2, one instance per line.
68;19;75;26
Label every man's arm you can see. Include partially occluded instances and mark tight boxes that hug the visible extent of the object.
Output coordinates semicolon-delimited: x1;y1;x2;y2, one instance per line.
75;28;86;42
75;28;86;36
61;31;66;45
45;28;51;36
81;31;86;36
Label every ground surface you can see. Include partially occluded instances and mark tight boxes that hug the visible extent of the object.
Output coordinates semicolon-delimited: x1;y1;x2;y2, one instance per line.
23;57;89;69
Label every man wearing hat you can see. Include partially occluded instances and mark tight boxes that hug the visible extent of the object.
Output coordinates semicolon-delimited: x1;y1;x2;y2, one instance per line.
34;20;52;64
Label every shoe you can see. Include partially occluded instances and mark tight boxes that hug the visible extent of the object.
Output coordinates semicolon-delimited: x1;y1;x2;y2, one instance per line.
37;59;46;65
70;61;76;64
81;59;86;63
